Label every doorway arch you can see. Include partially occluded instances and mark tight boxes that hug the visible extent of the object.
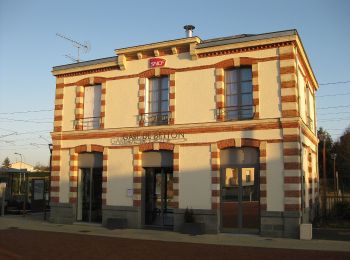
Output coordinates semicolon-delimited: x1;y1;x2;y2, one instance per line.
220;147;260;233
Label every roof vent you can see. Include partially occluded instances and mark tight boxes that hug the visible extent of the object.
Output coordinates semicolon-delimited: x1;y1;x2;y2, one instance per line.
183;25;195;37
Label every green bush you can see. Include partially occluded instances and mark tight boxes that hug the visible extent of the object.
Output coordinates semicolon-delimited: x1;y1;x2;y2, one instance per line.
184;207;194;223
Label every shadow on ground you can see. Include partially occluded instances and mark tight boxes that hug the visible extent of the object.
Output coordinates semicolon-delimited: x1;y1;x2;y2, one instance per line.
313;228;350;241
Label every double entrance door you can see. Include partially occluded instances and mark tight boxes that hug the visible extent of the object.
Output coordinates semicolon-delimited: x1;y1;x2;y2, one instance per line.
77;168;102;223
144;167;174;227
221;166;260;233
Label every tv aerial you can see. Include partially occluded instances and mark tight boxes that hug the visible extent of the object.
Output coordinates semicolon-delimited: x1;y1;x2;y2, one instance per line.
64;54;80;63
56;33;91;62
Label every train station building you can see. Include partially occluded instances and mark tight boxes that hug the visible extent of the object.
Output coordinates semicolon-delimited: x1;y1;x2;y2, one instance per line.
50;28;319;238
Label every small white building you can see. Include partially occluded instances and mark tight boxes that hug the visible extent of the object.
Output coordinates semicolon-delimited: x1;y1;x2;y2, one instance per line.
50;28;319;238
10;162;35;172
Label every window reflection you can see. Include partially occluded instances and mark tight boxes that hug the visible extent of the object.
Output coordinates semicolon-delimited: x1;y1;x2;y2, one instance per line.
225;168;238;186
242;168;254;186
221;167;258;202
222;168;239;201
242;168;257;202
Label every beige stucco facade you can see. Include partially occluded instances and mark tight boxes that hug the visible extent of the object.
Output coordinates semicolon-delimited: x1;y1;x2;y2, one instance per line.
50;29;319;237
179;146;212;210
107;148;133;206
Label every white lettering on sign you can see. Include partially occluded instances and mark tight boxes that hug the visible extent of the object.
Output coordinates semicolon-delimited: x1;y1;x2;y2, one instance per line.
149;58;166;68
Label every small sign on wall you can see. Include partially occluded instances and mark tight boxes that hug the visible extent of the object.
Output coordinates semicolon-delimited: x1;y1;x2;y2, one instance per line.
127;188;133;197
149;58;166;68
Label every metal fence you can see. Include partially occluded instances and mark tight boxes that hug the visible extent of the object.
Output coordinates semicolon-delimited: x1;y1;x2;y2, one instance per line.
323;194;350;219
73;117;101;130
139;111;170;126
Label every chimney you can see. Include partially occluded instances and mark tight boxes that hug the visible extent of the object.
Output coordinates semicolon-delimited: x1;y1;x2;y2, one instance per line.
183;25;195;37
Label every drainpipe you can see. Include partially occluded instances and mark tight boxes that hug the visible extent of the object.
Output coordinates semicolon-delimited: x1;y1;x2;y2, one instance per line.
314;86;320;218
311;81;319;219
294;45;305;223
45;144;53;221
277;46;286;218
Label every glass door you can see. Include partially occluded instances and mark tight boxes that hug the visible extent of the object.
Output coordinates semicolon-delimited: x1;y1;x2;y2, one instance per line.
221;167;240;229
145;167;174;227
221;166;259;232
163;168;174;226
78;168;102;223
241;167;259;229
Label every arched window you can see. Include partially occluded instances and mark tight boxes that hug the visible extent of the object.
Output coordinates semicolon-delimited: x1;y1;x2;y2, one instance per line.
220;147;260;231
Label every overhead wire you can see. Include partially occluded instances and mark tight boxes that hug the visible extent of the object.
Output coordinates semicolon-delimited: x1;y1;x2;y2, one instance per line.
0;117;52;124
318;118;350;122
316;79;350;126
2;136;47;142
318;111;350;116
0;109;53;115
317;92;350;98
13;130;51;136
317;104;350;110
0;127;17;132
319;80;350;86
0;130;51;141
321;128;347;130
0;146;47;150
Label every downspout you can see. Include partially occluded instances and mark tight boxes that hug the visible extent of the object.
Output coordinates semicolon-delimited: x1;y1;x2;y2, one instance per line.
276;46;285;214
314;83;320;219
295;45;305;223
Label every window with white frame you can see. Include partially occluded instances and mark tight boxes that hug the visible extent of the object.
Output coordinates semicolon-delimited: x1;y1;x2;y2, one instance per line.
143;76;169;126
83;84;101;130
224;67;253;120
305;85;313;129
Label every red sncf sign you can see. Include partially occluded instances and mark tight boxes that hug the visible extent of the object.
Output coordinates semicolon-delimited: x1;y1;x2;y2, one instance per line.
149;58;166;68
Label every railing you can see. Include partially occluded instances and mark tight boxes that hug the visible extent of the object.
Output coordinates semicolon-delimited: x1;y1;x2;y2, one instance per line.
139;111;170;126
321;194;350;219
73;117;101;130
215;105;255;121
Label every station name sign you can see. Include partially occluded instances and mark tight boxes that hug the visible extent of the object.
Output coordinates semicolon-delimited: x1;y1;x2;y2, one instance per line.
111;131;185;146
149;58;166;68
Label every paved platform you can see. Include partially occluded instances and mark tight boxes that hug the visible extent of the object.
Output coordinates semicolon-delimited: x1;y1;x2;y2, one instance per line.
1;214;350;252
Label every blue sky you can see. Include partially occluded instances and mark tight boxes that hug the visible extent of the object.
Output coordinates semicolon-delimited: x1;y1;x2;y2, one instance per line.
0;0;349;166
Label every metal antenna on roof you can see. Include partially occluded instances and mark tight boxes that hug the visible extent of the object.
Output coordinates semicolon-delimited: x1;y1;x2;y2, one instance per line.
64;54;81;63
56;33;91;63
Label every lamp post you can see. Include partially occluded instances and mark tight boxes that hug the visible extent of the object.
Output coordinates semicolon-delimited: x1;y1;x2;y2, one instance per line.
14;152;26;215
331;153;337;196
44;143;53;221
319;134;327;219
14;153;23;195
336;171;339;195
